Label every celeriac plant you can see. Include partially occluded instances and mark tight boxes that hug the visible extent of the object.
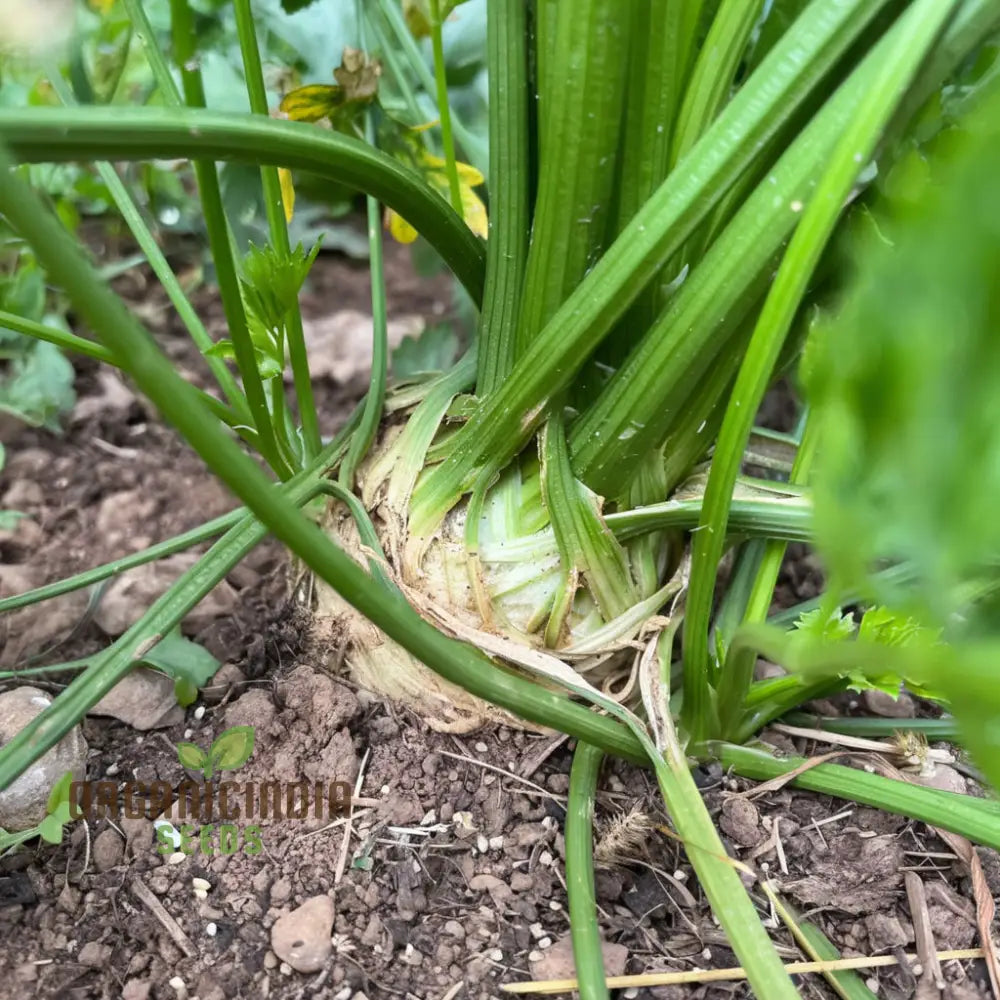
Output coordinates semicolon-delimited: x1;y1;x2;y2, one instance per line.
1;1;1000;997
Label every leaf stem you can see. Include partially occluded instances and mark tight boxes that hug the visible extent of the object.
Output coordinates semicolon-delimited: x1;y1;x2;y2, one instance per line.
233;0;320;460
566;743;609;1000
428;0;463;217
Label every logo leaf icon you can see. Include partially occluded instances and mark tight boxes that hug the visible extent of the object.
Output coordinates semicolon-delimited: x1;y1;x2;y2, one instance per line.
176;742;208;773
208;726;255;774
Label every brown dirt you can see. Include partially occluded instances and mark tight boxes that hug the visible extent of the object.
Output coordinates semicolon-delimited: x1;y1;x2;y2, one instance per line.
1;245;997;1000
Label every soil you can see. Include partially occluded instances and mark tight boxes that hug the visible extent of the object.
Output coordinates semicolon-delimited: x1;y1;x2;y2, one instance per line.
1;242;997;1000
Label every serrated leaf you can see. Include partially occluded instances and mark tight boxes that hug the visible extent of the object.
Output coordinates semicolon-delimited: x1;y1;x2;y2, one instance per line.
176;742;208;771
793;607;856;642
208;726;255;773
809;92;1000;637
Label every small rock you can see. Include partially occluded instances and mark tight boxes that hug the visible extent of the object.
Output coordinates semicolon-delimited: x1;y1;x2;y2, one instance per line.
469;873;513;906
120;817;153;853
913;764;967;794
89;669;184;731
93;828;125;871
862;689;916;718
720;797;764;848
510;872;534;892
201;663;247;704
0;686;88;831
93;554;237;637
14;962;37;983
2;479;43;508
270;878;292;905
122;980;152;1000
72;370;138;425
865;912;910;951
443;920;465;939
530;935;628;981
78;941;112;967
270;895;335;973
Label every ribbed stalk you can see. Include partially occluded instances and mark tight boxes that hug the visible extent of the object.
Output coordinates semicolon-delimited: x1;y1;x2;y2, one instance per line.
475;0;530;395
682;0;963;745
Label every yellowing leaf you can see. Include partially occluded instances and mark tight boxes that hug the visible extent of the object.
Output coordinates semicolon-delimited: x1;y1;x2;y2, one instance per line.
280;84;344;123
278;167;295;223
386;207;418;244
423;153;484;187
459;184;488;239
87;0;116;13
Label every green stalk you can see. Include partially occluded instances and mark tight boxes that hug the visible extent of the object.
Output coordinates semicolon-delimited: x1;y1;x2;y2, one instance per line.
45;69;250;419
0;309;117;365
168;0;289;479
516;0;628;350
0;108;485;304
670;0;764;167
410;0;896;534
717;412;820;737
120;0;182;105
718;743;1000;850
428;0;462;216
233;0;320;459
475;0;529;395
681;0;961;745
606;0;702;357
0;509;243;614
565;743;609;1000
340;4;389;487
782;714;961;741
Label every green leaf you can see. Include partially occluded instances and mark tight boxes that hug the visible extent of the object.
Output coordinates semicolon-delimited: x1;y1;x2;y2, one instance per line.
0;340;76;431
176;742;208;771
173;677;199;709
793;607;856;642
391;324;459;377
36;802;73;845
208;725;255;772
45;770;75;815
809;89;1000;634
139;628;222;694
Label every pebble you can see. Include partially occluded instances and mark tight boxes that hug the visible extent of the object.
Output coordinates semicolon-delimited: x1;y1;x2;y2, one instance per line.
167;851;187;865
443;920;465;939
263;951;278;970
0;686;88;831
93;828;125;872
205;923;217;937
529;935;628;982
192;877;211;892
476;834;490;854
78;941;112;967
270;895;336;973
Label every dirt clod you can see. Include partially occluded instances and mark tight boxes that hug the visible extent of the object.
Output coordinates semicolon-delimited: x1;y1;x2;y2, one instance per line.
270;895;335;973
